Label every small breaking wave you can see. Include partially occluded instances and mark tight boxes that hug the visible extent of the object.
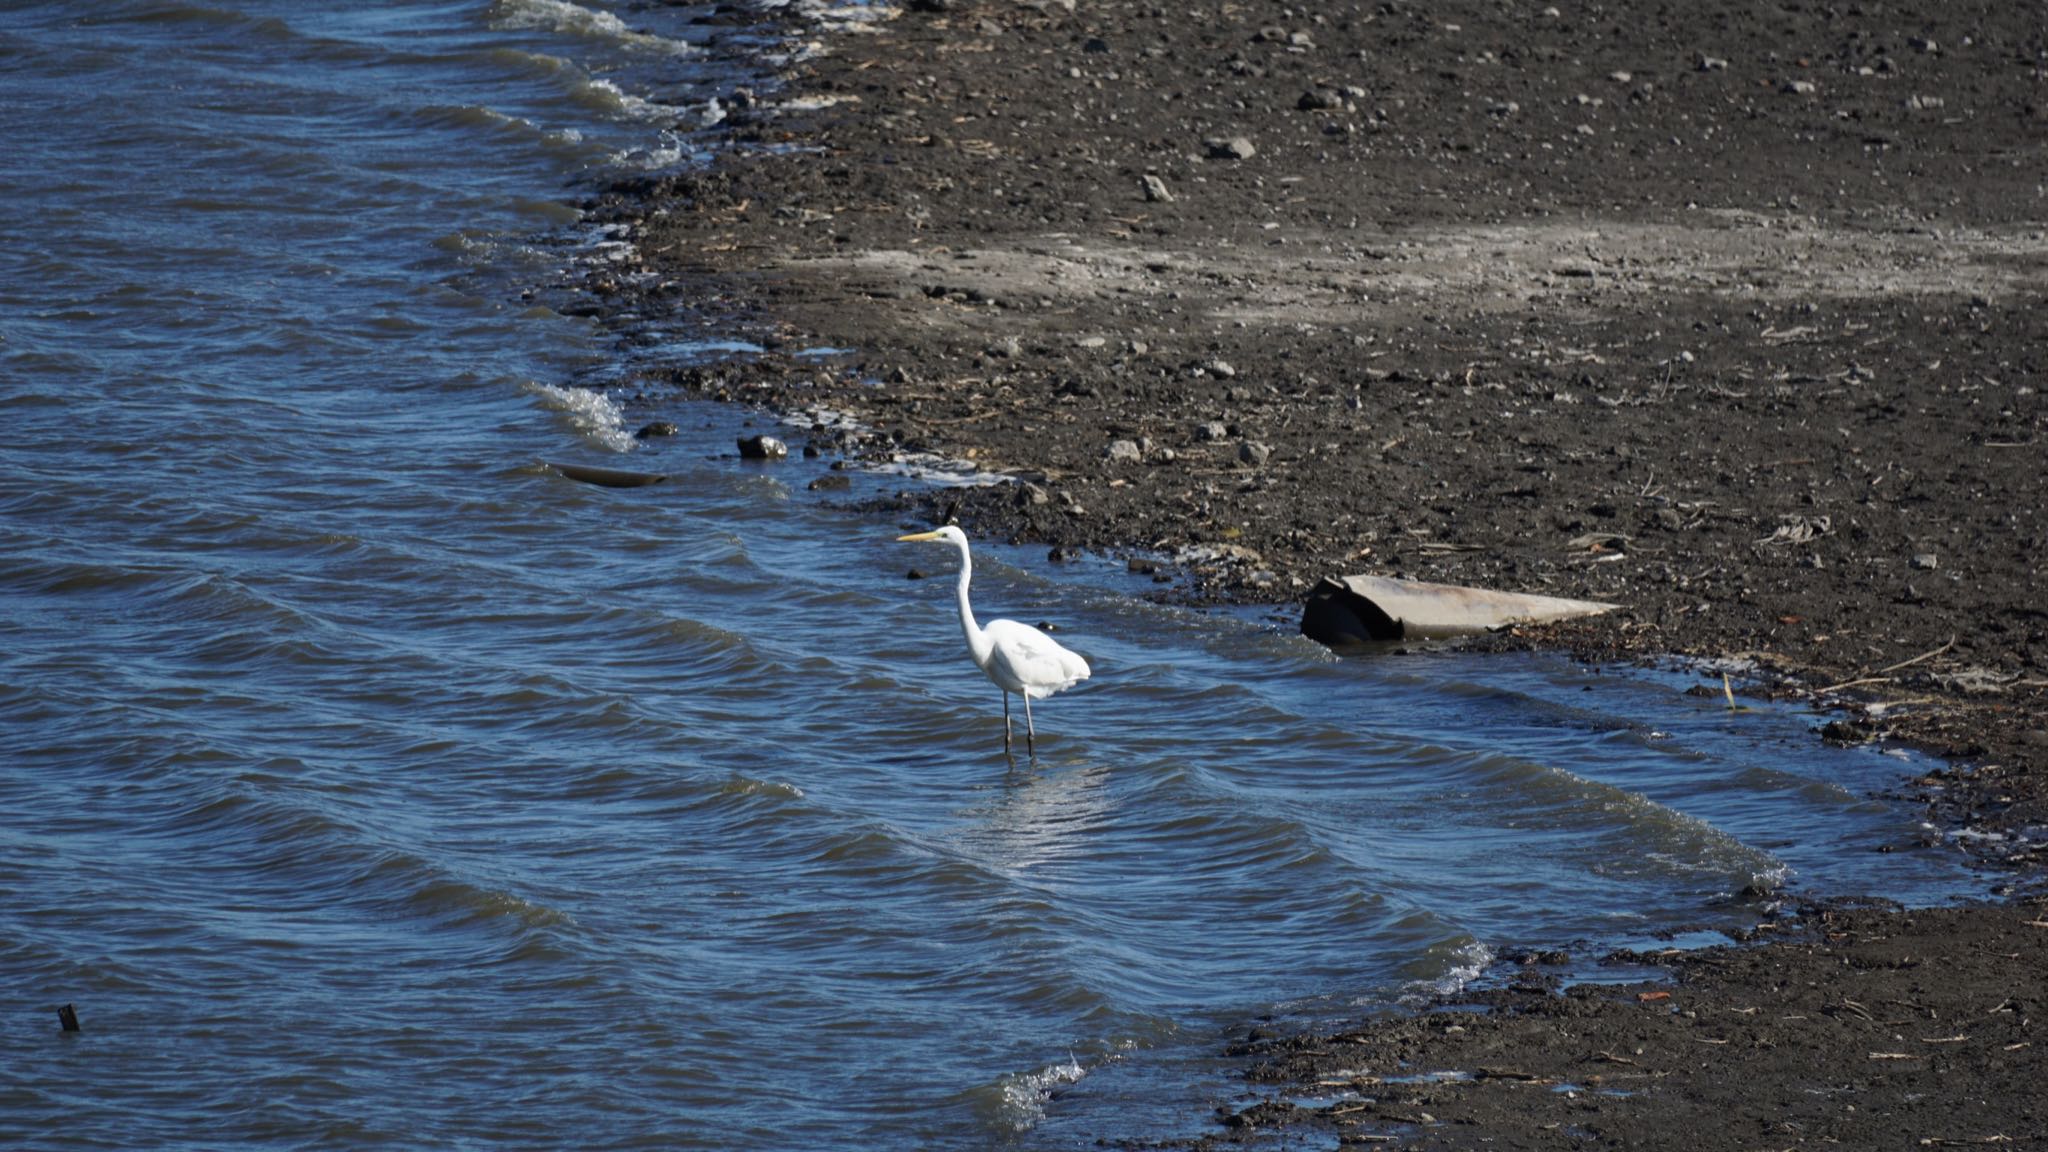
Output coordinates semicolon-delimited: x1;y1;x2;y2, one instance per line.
571;77;674;122
491;0;695;56
612;139;686;170
1391;935;1495;1006
525;381;635;452
979;1054;1087;1133
1429;938;1494;997
716;775;807;802
408;876;576;933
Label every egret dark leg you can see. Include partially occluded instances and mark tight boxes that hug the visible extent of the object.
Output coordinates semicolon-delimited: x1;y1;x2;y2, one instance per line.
1023;692;1037;752
1002;691;1013;749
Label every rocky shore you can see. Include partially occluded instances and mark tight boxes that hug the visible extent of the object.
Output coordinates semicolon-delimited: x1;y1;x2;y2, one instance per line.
579;1;2046;1144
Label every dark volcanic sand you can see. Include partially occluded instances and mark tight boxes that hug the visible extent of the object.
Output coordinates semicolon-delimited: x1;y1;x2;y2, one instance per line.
580;1;2048;1144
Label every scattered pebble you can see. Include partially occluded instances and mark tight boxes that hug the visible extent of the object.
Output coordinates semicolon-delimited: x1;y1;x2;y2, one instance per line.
1204;135;1257;160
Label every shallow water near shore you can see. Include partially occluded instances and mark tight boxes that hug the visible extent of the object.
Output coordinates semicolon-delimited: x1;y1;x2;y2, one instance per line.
0;2;1994;1148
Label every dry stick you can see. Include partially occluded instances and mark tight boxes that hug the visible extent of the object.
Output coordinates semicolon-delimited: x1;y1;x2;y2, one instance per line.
1818;675;1895;695
1327;1104;1375;1117
1878;635;1958;675
1819;635;1958;695
921;409;1002;426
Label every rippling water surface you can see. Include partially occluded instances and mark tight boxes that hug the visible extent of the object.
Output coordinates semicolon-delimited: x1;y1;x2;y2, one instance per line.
0;2;1989;1148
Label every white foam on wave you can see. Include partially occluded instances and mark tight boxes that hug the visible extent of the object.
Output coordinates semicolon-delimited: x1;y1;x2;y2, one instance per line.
988;1054;1086;1133
1747;861;1794;892
574;77;672;121
525;381;635;453
1429;938;1493;997
612;141;685;170
492;0;695;56
718;775;806;801
794;0;895;35
1388;937;1495;1007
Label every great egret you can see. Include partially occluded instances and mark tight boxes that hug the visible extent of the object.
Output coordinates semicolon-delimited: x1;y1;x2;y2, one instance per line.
896;526;1090;751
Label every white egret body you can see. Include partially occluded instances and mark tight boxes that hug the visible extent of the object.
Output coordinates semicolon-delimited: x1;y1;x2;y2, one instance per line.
897;526;1090;750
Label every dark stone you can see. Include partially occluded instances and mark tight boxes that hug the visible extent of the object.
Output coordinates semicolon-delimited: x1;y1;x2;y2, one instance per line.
1819;719;1871;744
738;434;788;459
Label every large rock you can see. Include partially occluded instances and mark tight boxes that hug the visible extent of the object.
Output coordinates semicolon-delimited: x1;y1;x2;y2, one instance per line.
1302;574;1619;647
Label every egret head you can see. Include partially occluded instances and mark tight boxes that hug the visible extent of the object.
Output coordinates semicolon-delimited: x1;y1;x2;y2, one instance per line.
896;526;965;546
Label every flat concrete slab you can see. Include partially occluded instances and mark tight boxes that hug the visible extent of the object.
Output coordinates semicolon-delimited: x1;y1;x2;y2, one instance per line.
1303;574;1619;647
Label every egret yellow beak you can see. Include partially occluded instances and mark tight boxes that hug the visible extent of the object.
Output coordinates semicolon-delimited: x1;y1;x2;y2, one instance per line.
897;530;944;542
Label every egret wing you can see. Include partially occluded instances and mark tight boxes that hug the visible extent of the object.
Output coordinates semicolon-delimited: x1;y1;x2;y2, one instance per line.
985;618;1090;698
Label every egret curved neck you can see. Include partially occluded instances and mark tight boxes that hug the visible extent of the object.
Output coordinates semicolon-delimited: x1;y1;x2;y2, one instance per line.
950;539;994;666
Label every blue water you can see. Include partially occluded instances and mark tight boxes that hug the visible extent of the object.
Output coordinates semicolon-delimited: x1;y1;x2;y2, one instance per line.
0;2;1989;1148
